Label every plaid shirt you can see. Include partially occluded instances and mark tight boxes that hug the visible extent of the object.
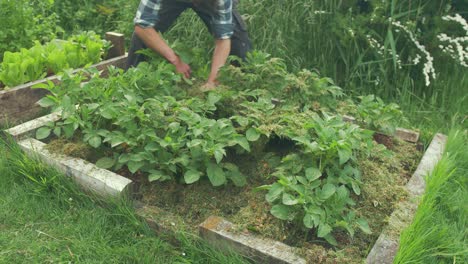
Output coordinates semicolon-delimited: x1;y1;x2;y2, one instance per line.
134;0;233;39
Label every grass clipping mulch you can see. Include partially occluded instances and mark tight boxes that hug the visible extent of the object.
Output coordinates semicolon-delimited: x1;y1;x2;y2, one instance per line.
44;110;422;263
45;135;421;263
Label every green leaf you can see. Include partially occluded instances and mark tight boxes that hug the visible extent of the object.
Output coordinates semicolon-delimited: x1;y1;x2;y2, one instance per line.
96;157;115;169
206;162;226;187
53;127;61;137
338;147;352;165
305;167;322;181
145;142;160;152
86;103;100;111
324;234;338;246
282;193;298;205
303;214;319;229
31;82;50;89
187;139;204;148
351;181;361;195
296;176;308;185
233;137;250;152
266;183;284;203
233;116;249;127
246;128;260;141
207;93;221;105
128;161;144;174
63;124;75;138
111;138;124;148
270;204;294;220
357;218;372;234
37;97;55;107
148;170;165;182
36;127;51;140
227;169;247;187
130;153;144;162
320;183;336;200
118;154;130;164
336;220;354;237
182;76;193;85
168;122;180;131
175;154;190;166
101;107;115;119
290;183;306;196
317;223;332;238
214;148;225;164
88;135;102;148
308;206;324;217
184;170;201;184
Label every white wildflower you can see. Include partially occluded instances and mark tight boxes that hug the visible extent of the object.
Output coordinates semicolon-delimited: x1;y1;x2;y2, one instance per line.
392;20;436;86
367;35;402;67
437;14;468;67
442;14;468;32
413;54;421;65
314;10;327;15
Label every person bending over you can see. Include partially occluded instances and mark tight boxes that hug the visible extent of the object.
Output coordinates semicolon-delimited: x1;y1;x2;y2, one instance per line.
127;0;252;90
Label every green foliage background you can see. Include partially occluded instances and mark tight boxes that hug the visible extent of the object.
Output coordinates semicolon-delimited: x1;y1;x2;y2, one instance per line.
12;0;463;137
0;0;61;59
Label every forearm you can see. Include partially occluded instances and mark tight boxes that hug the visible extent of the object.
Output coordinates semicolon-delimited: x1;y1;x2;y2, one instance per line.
134;26;178;63
208;39;231;83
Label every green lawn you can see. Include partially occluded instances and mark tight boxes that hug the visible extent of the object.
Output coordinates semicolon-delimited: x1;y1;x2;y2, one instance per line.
0;139;248;264
395;130;468;264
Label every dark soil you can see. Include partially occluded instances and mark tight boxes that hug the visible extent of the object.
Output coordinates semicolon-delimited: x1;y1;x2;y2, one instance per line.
373;133;394;149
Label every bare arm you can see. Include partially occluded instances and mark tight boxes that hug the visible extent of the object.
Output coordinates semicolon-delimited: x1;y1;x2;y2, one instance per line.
134;26;191;78
207;38;231;85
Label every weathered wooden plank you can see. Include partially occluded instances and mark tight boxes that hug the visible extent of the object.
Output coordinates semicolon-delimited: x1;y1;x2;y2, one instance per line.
199;216;306;264
105;32;126;59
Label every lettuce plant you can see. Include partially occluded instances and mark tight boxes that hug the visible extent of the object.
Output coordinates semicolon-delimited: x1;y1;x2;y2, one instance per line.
0;32;108;88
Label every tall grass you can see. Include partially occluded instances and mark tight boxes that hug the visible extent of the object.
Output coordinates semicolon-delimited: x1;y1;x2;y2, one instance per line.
0;138;248;263
394;130;468;263
163;0;468;137
46;0;467;130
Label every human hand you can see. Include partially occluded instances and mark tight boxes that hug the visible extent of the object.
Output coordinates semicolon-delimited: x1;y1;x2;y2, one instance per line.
172;56;191;79
200;80;219;92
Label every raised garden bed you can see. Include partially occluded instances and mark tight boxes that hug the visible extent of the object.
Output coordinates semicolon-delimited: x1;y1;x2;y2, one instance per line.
0;32;127;126
4;113;446;263
1;52;447;263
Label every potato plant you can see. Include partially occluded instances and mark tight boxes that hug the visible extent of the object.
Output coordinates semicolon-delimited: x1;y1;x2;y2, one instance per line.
35;48;404;244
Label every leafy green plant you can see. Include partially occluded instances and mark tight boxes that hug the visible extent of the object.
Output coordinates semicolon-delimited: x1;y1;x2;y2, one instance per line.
257;114;374;244
355;95;405;135
0;0;61;60
35;63;249;187
0;44;46;87
35;47;405;245
0;32;109;88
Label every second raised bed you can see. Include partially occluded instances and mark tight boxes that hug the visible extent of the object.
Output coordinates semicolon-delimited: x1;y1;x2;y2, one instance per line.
0;32;127;126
